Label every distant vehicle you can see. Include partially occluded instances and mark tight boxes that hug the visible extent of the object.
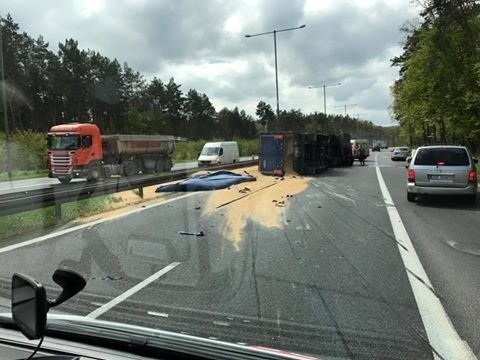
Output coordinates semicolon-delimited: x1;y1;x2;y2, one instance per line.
372;145;381;152
351;139;370;159
406;145;478;203
373;139;387;149
391;147;410;161
197;141;239;167
47;123;176;183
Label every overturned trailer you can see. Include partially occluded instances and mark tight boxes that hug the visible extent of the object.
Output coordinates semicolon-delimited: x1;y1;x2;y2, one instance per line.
259;132;353;176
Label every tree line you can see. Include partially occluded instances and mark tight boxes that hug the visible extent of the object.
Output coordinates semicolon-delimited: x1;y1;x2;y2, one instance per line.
391;0;480;152
0;14;395;143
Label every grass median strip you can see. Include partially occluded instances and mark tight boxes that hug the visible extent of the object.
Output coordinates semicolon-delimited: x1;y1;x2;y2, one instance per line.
0;195;119;241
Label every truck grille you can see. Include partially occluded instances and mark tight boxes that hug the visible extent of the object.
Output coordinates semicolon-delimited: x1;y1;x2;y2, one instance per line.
50;154;73;174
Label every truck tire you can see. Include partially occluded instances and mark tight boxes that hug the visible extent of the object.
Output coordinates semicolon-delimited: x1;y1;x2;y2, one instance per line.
87;164;103;182
102;166;111;179
164;158;173;172
123;160;138;177
58;176;72;184
155;159;165;173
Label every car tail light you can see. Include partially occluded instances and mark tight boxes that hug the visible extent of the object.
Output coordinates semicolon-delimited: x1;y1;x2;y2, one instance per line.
437;161;445;166
407;169;415;183
468;170;477;183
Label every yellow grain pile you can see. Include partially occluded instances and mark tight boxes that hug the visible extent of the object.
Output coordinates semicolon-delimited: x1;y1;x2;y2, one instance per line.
202;165;311;249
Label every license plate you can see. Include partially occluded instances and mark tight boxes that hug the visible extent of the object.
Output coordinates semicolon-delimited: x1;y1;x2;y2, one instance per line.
430;174;452;181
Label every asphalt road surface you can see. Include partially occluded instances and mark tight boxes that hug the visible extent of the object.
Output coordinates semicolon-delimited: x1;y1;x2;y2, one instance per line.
0;150;478;359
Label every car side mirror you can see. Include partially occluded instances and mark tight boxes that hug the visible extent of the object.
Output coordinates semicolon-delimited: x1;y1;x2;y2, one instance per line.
11;269;86;340
11;273;47;340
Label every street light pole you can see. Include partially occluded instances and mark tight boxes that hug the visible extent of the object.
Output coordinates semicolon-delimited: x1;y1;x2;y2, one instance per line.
246;24;306;130
308;82;341;115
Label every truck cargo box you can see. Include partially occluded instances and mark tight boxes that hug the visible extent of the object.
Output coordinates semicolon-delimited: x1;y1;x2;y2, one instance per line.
259;133;295;176
294;133;329;175
101;135;176;156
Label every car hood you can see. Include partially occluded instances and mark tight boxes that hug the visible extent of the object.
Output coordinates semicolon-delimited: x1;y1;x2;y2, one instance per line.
0;312;321;360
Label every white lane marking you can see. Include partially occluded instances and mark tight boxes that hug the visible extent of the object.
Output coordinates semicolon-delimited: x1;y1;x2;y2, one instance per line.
148;311;169;318
0;192;197;255
375;166;476;359
87;262;180;319
213;321;230;327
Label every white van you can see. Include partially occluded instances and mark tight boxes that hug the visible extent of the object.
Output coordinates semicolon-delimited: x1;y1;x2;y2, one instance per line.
197;141;240;167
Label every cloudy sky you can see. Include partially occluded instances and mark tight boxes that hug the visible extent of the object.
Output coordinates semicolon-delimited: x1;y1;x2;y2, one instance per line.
2;0;420;126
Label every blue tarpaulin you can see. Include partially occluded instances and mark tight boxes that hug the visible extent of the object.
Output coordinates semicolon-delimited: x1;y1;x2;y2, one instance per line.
156;171;256;192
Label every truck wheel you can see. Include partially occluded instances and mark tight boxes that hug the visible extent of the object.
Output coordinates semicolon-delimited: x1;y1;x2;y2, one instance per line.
87;164;103;182
164;159;173;172
155;159;165;173
123;160;138;177
58;176;72;184
103;166;111;179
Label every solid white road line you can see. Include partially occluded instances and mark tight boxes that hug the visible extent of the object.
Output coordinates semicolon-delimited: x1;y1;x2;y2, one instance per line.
87;262;181;319
0;192;197;255
147;311;169;318
375;158;476;359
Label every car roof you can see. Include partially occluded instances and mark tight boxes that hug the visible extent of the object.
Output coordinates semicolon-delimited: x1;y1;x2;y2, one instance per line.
416;145;467;150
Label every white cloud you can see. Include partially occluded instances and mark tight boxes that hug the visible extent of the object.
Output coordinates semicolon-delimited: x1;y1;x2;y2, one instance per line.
0;0;421;127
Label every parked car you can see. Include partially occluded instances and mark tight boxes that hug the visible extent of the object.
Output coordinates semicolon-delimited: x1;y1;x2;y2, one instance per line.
391;147;410;161
406;145;478;203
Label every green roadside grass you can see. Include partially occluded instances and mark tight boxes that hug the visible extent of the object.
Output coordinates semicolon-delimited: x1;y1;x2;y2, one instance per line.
0;170;48;182
0;195;120;241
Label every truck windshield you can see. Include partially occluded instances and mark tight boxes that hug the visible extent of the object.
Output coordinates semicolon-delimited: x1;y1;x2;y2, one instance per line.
47;135;80;150
201;147;220;156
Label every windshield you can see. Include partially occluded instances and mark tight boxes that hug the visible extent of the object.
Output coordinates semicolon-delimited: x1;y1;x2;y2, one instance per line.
47;135;80;150
1;2;479;360
201;147;220;156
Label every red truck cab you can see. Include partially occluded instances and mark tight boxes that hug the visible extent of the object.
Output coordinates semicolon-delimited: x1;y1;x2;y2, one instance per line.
47;123;103;183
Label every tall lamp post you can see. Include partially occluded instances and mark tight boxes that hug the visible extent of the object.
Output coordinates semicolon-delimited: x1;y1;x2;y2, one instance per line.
307;82;341;116
245;24;306;130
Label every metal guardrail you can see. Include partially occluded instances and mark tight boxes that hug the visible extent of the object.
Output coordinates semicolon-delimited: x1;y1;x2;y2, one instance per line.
0;160;258;218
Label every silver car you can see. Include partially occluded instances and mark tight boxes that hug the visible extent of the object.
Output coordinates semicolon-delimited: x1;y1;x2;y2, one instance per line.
391;147;410;161
406;145;478;203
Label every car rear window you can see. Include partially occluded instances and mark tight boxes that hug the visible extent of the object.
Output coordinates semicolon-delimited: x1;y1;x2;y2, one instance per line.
414;148;470;166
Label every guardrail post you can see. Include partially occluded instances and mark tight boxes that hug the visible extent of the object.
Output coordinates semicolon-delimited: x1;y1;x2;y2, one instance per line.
55;203;62;220
138;187;144;198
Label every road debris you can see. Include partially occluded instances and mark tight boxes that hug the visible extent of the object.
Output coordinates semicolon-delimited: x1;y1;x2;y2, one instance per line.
178;231;205;236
